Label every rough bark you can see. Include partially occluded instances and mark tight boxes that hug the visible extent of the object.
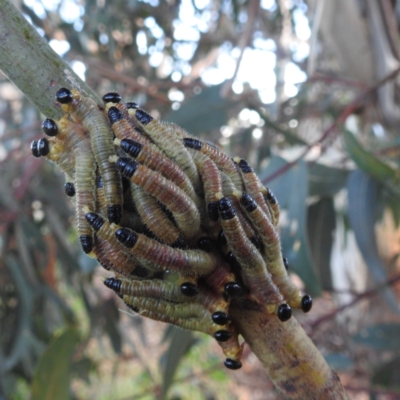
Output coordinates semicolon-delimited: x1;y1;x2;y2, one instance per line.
231;304;350;399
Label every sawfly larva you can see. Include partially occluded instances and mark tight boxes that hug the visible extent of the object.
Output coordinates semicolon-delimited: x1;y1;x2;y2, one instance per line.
217;195;289;319
103;95;146;133
119;292;242;370
264;187;280;226
239;191;312;312
93;236;154;278
114;226;218;276
188;149;222;223
85;212;216;275
133;109;202;194
33;137;76;179
55;88;123;224
234;158;273;221
74;140;96;254
115;136;198;203
96;175;142;231
183;138;243;190
108;106;156;147
131;183;186;248
115;157;200;240
104;277;188;302
42;117;96;254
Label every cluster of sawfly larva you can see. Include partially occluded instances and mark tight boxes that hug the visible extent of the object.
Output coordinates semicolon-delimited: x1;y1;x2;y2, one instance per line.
30;88;312;370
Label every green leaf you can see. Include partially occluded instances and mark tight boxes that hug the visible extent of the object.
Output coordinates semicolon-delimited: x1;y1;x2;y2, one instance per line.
164;83;237;134
160;328;197;399
342;129;398;183
307;197;336;291
260;157;320;294
31;328;80;400
351;324;400;351
308;163;348;197
347;170;400;315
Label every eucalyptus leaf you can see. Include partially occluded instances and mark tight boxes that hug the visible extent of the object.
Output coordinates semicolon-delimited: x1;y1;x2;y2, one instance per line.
165;83;237;134
31;328;80;400
160;328;197;399
342;129;398;183
347;170;400;315
260;157;320;294
308;163;349;197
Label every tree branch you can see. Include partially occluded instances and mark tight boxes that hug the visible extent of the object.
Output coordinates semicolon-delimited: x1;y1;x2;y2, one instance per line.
0;2;351;399
0;0;100;119
231;305;350;399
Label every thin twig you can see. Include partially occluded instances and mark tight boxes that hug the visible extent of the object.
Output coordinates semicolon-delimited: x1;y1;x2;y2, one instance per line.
308;273;400;330
262;66;400;185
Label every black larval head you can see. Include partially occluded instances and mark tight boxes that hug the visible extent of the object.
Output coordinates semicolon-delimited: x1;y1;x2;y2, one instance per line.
104;277;122;293
79;235;93;254
214;330;232;342
37;138;49;156
135;108;153;125
240;192;257;212
224;282;243;298
102;92;122;104
217;197;235;220
85;212;104;231
301;295;312;313
55;87;73;104
107;204;122;224
108;106;124;125
64;182;75;197
224;358;242;370
31;141;40;158
180;283;199;297
42;118;58;136
115;227;138;248
115;157;139;178
212;311;231;325
277;304;292;322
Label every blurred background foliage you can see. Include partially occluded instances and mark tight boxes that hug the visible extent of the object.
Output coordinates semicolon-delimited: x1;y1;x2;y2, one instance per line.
1;0;400;398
